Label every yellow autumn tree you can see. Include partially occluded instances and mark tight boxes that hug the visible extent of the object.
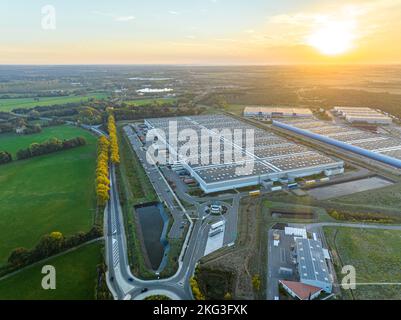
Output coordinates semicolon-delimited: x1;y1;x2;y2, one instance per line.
190;276;205;300
107;114;120;164
96;136;110;206
252;274;261;291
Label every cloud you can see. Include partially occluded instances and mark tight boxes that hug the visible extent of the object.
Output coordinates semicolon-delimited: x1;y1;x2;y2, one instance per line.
168;10;180;15
92;11;135;22
114;16;135;22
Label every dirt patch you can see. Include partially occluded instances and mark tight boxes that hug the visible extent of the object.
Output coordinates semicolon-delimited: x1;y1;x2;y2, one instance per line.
195;267;234;300
199;197;266;299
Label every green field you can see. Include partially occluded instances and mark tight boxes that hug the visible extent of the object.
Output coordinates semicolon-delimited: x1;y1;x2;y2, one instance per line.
0;242;102;300
328;182;401;212
0;125;97;263
0;125;92;157
0;93;107;112
124;98;176;106
224;104;246;115
324;227;401;300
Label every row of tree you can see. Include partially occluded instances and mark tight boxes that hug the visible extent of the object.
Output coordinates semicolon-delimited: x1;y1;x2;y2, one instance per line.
0;151;12;165
113;105;206;121
108;114;120;164
190;276;206;300
7;227;102;270
16;136;86;160
96;136;110;206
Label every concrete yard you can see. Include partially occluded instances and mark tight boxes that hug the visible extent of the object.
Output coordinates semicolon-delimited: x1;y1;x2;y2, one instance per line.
308;176;393;200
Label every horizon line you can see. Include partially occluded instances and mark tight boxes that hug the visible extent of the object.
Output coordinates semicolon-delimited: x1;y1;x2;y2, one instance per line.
1;62;401;67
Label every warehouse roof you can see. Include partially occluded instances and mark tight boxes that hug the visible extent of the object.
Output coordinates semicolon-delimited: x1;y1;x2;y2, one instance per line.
284;227;307;238
145;115;343;190
296;238;331;284
277;118;401;161
244;106;312;116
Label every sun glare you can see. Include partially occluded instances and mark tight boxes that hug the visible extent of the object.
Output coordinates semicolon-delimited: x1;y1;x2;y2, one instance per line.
307;20;356;56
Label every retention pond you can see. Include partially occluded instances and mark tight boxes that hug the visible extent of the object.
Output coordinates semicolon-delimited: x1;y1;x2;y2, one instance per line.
134;202;170;272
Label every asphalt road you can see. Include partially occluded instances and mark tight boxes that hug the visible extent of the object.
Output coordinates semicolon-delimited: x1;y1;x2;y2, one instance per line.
102;125;242;300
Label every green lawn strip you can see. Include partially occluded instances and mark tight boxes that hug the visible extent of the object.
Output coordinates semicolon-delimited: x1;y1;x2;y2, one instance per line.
118;127;157;203
0;241;103;300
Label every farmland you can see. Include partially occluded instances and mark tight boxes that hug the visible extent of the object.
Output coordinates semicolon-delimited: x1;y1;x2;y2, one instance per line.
0;125;93;157
0;125;97;264
324;227;401;300
0;93;107;112
0;242;102;300
124;98;176;106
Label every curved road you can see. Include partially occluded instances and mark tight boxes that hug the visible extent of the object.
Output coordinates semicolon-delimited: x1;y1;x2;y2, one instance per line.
104;163;223;300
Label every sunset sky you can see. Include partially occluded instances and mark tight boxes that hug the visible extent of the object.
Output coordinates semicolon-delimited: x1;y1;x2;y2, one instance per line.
1;0;401;64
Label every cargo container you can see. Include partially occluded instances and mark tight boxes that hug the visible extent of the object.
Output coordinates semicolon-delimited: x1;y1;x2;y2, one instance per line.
211;220;225;230
271;186;282;192
249;190;261;196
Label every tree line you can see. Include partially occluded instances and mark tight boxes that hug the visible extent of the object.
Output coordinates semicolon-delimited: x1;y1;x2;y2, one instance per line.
113;104;206;121
95;114;120;206
0;151;12;165
3;227;102;273
16;136;86;160
96;136;110;206
108;114;120;164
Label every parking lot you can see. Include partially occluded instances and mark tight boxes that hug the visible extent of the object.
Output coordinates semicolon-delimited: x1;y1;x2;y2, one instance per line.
266;228;298;300
308;176;394;200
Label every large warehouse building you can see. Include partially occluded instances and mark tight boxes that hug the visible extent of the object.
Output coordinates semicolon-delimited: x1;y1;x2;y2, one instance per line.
144;115;343;193
273;118;401;168
332;106;392;125
244;107;313;118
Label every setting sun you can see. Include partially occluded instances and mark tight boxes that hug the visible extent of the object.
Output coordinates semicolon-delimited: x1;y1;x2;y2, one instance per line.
307;20;356;56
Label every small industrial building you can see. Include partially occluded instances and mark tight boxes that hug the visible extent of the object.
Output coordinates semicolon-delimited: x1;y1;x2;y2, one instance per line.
279;280;323;300
284;227;307;239
295;238;332;293
144;115;343;193
332;106;392;125
273;227;332;300
244;107;313;118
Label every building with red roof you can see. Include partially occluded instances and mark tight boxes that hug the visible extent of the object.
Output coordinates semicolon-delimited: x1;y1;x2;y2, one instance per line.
279;280;322;300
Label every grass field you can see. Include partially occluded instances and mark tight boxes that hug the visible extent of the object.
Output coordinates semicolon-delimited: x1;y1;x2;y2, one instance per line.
0;125;93;157
0;93;107;112
224;104;246;115
124;98;176;106
328;182;401;212
0;242;102;300
324;227;401;300
0;125;97;264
